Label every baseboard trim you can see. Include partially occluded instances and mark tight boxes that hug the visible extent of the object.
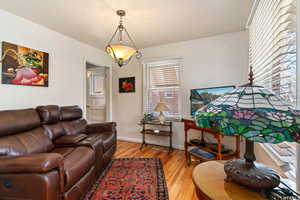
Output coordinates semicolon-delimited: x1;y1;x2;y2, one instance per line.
117;136;184;150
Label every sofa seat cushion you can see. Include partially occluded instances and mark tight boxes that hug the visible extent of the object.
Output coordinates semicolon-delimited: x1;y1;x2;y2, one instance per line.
89;132;115;152
60;119;87;135
51;147;75;158
62;146;95;190
54;134;87;145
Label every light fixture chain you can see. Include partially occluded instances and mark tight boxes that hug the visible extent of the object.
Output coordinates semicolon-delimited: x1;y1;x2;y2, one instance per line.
107;27;119;45
105;9;142;67
123;27;139;50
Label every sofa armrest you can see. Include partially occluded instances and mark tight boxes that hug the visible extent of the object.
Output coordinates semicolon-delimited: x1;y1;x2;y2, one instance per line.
54;134;88;146
0;153;63;173
86;122;117;134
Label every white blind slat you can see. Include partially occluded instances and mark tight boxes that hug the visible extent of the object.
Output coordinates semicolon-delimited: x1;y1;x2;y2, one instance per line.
249;0;297;176
249;0;296;106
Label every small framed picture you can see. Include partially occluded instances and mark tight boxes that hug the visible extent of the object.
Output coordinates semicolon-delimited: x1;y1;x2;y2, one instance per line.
119;77;135;93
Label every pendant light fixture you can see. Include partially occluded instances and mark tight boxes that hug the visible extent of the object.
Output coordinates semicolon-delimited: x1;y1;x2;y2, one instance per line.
106;10;142;67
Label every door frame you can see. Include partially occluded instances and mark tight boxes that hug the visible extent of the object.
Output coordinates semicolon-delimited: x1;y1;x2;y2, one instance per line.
83;60;112;122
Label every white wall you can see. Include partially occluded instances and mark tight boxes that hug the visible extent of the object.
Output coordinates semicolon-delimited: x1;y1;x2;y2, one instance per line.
113;31;249;149
0;9;111;110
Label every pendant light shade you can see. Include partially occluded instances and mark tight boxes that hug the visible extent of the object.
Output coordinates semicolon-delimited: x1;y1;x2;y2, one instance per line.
106;45;137;67
106;10;142;67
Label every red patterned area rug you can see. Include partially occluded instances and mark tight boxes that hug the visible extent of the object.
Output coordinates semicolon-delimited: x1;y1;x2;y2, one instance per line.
83;158;169;200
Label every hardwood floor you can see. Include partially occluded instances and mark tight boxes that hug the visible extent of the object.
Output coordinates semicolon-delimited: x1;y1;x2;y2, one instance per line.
115;140;199;200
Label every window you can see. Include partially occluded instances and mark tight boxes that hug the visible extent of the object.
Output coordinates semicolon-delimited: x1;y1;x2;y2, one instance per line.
248;0;297;180
143;59;182;119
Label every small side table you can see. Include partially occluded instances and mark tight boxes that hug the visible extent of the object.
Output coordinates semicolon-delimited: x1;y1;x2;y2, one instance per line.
140;120;173;154
192;161;266;200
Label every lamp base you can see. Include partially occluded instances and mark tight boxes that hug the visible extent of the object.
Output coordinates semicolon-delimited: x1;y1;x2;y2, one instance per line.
224;159;280;195
158;112;165;124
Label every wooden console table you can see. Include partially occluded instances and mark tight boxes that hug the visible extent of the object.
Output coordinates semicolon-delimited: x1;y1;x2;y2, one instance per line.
182;117;240;164
140;120;173;154
193;161;266;200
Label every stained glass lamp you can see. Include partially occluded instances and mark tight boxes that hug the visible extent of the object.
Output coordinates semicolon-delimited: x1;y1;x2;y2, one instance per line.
106;10;142;67
195;67;300;194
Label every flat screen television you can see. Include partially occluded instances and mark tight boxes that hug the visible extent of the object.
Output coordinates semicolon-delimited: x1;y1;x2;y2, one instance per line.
190;85;235;116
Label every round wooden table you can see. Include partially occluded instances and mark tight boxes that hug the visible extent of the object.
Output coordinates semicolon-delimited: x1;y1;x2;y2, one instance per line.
192;161;266;200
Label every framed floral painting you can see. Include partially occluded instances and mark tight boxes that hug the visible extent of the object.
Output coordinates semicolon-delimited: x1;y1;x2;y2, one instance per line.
119;77;135;93
1;41;49;87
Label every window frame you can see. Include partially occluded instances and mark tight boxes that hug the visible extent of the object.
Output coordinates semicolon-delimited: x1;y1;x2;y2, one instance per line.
142;58;183;119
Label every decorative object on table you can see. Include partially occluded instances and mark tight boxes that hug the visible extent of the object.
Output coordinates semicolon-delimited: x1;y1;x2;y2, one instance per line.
83;158;169;200
193;161;266;200
1;41;49;87
190;85;235;115
119;77;135;93
182;118;240;165
193;161;300;200
140;120;173;154
154;102;170;124
140;113;155;124
194;66;300;196
105;10;142;67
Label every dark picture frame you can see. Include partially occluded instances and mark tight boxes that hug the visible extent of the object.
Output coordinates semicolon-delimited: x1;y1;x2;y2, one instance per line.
119;77;135;93
190;85;236;115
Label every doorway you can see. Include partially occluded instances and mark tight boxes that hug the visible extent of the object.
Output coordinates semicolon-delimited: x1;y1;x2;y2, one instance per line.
86;63;109;123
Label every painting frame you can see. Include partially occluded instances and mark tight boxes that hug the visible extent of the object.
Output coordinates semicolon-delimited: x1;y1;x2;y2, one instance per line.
190;85;236;115
1;41;49;87
119;77;135;93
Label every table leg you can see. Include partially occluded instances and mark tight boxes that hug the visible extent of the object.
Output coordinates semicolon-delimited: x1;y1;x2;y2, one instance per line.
236;136;241;158
140;130;146;150
184;128;188;162
217;136;222;160
168;134;173;154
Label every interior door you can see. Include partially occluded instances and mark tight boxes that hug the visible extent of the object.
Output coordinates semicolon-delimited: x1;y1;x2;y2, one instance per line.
86;68;107;123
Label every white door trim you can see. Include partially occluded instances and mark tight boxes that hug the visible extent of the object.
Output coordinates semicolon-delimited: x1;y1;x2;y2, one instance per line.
83;58;112;122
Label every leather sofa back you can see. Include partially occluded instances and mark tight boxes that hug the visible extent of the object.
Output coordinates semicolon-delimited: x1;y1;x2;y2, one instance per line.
0;109;40;136
37;105;65;140
60;106;83;121
37;105;87;139
0;109;54;156
60;106;87;136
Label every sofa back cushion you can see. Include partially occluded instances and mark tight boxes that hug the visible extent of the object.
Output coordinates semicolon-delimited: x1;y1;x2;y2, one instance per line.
60;106;87;135
0;127;54;156
43;123;65;140
0;109;41;137
0;109;54;156
60;106;83;121
60;119;87;135
36;105;65;140
36;105;60;124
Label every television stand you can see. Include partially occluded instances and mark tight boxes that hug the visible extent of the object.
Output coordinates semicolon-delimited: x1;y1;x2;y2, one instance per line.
182;117;240;165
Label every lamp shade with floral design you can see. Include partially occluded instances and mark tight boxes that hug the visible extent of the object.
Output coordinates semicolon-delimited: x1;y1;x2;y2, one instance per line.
195;84;300;144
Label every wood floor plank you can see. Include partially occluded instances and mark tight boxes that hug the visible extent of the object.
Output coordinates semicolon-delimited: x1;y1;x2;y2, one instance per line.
115;140;199;200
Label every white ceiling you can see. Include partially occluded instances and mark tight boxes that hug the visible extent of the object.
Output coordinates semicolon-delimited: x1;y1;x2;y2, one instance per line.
0;0;252;49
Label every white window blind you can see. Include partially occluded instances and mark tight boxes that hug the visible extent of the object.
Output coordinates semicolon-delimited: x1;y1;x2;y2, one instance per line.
249;0;297;106
248;0;297;180
143;60;182;118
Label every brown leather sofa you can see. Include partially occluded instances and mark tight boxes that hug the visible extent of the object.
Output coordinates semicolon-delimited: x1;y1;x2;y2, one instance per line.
0;105;117;200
